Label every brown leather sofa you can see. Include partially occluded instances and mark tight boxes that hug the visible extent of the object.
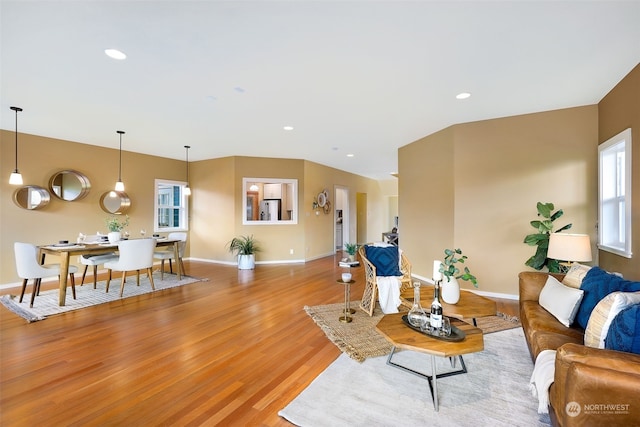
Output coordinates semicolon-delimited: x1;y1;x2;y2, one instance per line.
519;271;640;426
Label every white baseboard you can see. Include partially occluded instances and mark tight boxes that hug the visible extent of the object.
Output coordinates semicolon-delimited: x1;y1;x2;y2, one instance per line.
1;258;520;300
411;273;519;301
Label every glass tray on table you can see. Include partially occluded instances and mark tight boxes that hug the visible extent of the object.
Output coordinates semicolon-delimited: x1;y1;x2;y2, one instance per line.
401;315;466;342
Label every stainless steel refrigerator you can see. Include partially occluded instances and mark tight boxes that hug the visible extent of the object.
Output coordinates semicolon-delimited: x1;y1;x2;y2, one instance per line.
260;199;281;221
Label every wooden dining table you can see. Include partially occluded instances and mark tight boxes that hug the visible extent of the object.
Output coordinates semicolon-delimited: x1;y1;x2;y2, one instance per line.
39;238;182;306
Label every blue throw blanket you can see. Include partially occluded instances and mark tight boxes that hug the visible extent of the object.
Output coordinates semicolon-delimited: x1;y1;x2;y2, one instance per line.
575;266;640;329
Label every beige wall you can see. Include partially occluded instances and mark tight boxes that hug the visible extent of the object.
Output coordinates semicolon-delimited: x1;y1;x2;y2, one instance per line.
188;156;236;262
7;67;635;288
399;106;599;297
399;126;456;277
302;161;392;257
598;63;640;279
0;131;186;284
0;136;387;284
187;156;389;265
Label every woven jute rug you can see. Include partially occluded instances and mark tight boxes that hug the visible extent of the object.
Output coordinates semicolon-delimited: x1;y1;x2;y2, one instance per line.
304;301;521;362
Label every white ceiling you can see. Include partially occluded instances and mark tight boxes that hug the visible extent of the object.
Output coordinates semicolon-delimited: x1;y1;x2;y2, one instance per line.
2;1;639;180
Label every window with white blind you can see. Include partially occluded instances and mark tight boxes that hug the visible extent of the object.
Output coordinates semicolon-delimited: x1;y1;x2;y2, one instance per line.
598;128;632;258
154;179;189;232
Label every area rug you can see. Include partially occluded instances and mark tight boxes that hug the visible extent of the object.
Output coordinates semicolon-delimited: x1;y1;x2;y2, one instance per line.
305;301;521;362
1;272;204;322
279;327;551;427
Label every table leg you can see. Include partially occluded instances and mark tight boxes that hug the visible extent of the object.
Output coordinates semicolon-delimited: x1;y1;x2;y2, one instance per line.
431;355;439;411
345;282;355;314
339;281;352;323
173;241;182;280
385;346;467;412
58;252;70;306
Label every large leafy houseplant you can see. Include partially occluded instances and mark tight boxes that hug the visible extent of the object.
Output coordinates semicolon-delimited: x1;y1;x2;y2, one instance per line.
227;235;261;256
227;235;261;270
523;202;572;273
439;248;478;287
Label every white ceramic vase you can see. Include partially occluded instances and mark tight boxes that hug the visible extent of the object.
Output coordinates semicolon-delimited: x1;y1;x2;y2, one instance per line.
108;231;121;244
238;254;255;270
441;276;460;304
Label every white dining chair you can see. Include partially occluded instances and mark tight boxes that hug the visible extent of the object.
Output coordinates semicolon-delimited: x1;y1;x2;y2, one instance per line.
153;232;187;280
104;238;157;297
14;242;78;307
79;234;118;288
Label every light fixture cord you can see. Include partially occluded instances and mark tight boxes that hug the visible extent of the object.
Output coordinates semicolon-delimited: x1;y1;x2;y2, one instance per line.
11;107;22;171
118;132;123;181
14;109;18;170
185;145;190;183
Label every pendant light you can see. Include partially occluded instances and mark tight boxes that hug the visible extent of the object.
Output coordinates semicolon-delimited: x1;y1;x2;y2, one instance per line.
115;130;125;192
9;106;23;185
183;145;191;196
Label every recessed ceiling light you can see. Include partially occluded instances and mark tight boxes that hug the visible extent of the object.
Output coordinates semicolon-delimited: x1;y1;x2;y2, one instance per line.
346;154;354;158
105;49;126;60
456;92;471;100
283;126;294;131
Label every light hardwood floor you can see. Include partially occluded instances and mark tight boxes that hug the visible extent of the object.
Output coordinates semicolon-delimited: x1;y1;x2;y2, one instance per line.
0;255;518;426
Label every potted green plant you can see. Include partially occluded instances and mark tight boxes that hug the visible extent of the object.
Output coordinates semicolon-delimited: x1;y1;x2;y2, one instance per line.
438;248;477;304
105;215;129;243
523;202;572;273
344;242;358;262
227;235;261;269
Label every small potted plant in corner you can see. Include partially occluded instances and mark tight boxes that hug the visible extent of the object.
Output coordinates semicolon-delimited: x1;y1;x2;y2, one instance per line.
438;248;478;304
227;235;261;270
105;215;129;244
344;242;358;262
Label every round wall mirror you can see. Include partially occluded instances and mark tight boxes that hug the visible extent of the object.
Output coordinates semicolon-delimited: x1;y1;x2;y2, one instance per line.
100;191;131;214
13;186;51;210
49;170;91;201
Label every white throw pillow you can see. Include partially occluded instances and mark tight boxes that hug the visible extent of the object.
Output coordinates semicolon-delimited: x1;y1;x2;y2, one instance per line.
539;275;585;327
562;263;592;289
584;291;640;348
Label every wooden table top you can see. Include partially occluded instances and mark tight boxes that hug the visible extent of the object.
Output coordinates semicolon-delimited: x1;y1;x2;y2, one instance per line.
414;287;497;321
376;313;484;358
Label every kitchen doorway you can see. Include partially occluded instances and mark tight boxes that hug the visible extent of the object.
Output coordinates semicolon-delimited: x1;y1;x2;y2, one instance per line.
334;186;349;251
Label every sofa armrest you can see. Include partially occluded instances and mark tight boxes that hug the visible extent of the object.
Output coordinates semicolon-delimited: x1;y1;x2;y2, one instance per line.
518;271;565;302
550;343;640;426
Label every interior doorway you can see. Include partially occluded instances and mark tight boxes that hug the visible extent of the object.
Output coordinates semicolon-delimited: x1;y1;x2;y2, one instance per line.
356;192;367;245
334;186;349;251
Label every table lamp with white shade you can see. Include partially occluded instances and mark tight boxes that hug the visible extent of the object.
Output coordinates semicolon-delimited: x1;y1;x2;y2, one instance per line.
547;233;593;269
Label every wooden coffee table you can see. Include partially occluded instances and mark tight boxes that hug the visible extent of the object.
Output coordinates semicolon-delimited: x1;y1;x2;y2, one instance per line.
376;313;484;411
416;287;497;326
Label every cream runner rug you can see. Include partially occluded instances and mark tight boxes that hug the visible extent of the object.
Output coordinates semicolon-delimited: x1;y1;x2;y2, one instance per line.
305;301;521;362
279;327;551;426
1;272;203;322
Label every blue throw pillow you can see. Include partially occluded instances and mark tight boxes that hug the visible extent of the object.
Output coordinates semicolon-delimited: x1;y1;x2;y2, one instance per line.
365;245;402;277
605;304;640;355
575;267;640;329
